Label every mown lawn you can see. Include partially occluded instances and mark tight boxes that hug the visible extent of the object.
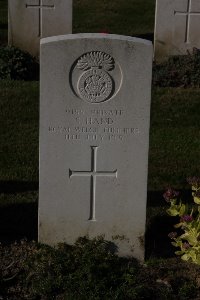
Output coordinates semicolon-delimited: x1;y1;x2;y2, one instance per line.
0;0;155;45
0;0;7;45
73;0;155;38
149;87;200;190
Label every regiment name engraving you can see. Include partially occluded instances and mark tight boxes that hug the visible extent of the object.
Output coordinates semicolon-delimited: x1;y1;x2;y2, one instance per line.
48;107;140;142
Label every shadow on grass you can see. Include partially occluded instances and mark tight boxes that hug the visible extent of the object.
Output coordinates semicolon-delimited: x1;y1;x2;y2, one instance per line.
146;190;192;259
0;180;38;194
0;23;7;29
145;213;177;260
0;202;38;243
135;32;154;42
0;36;7;46
0;23;8;46
146;190;175;259
147;189;192;207
0;181;38;243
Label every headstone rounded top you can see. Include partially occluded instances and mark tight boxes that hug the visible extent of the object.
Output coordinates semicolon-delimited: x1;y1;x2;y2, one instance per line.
40;33;152;46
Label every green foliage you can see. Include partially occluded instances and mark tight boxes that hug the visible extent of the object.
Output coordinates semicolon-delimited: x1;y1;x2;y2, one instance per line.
165;177;200;264
0;46;39;80
178;281;198;300
24;237;142;299
170;276;198;300
153;49;200;87
1;238;200;299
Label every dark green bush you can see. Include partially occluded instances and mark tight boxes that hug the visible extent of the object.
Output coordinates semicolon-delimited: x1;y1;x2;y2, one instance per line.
24;237;142;299
153;48;200;87
1;239;200;299
1;46;200;87
0;46;39;80
178;281;197;300
170;277;198;300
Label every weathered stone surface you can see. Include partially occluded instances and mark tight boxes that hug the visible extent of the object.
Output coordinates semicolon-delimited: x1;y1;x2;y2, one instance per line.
39;34;152;260
8;0;72;57
154;0;200;61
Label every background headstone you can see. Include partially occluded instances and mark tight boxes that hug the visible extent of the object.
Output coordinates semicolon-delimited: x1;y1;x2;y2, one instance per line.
39;33;152;260
154;0;200;61
8;0;72;57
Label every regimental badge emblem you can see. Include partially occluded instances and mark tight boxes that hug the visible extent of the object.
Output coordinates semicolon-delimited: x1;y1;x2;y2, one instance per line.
70;51;123;104
76;52;114;103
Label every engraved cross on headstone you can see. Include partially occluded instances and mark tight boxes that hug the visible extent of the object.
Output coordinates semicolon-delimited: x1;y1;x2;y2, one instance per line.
26;0;55;37
69;146;117;221
174;0;200;43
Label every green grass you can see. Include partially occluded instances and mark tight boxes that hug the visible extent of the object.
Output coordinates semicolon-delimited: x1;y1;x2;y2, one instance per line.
0;81;39;207
149;87;200;190
0;80;39;182
0;0;7;45
73;0;155;37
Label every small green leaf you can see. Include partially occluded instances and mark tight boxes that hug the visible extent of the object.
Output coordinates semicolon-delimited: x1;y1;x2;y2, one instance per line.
194;196;200;204
174;222;183;228
181;253;190;261
175;250;184;255
180;204;186;215
166;207;179;216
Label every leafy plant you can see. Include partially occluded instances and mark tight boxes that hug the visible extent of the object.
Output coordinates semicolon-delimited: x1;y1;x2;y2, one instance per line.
23;237;142;299
164;177;200;264
0;46;39;80
1;238;200;299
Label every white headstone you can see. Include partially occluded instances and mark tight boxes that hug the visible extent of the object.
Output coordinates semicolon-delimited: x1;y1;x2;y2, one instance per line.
39;34;152;260
8;0;72;57
154;0;200;61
